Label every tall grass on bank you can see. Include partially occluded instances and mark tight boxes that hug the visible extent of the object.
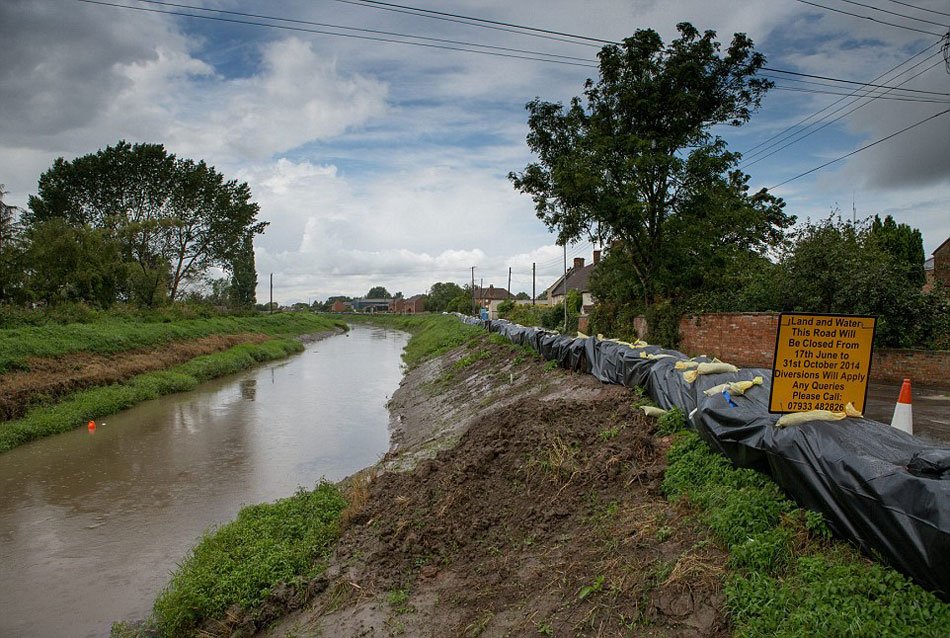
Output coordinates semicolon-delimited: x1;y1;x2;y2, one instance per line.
337;313;481;368
663;429;950;636
151;482;347;638
0;339;303;452
0;312;342;373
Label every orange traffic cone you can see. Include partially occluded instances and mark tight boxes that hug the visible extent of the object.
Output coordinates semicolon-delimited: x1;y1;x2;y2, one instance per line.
890;378;913;435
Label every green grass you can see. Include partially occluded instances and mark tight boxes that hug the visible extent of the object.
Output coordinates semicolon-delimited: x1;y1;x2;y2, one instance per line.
339;314;482;368
0;338;305;452
152;482;347;638
663;431;950;636
0;312;342;373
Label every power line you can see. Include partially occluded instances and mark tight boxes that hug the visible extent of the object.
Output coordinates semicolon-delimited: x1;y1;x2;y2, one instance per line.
742;45;940;156
331;0;613;45
768;107;950;188
825;0;950;28
792;0;947;36
760;71;947;98
760;64;948;95
75;0;599;68
882;0;950;19
769;81;950;102
884;0;950;19
742;57;945;167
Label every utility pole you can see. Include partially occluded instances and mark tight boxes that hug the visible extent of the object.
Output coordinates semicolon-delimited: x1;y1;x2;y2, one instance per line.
532;262;536;305
269;273;273;314
471;266;476;316
562;244;568;333
507;267;512;300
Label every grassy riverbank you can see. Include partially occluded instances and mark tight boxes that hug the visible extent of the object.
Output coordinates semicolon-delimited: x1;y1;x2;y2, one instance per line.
116;315;946;636
0;312;344;452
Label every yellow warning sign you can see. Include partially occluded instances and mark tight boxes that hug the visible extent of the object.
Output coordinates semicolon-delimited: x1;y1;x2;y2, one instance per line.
769;313;876;414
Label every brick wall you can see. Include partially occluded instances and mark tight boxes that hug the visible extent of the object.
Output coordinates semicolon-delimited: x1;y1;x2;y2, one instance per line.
673;312;950;388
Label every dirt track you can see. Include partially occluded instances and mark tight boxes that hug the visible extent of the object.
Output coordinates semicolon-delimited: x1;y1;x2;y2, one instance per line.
259;338;728;638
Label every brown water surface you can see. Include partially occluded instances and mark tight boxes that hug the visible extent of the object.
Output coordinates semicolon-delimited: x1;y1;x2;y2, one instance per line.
0;325;408;637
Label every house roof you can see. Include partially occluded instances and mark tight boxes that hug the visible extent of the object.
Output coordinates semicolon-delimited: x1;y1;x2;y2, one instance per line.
545;263;595;297
925;257;934;271
474;286;512;300
933;236;950;256
406;294;426;302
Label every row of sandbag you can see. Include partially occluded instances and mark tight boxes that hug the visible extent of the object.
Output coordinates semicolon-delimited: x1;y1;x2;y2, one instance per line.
461;315;950;600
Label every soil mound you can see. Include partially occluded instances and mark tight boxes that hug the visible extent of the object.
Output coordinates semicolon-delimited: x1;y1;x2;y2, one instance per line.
265;340;728;637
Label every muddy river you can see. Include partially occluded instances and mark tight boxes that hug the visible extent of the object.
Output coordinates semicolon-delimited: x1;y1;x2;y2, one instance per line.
0;325;408;637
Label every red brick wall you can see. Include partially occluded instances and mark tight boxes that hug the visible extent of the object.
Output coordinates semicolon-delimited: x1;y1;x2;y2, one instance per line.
674;312;950;388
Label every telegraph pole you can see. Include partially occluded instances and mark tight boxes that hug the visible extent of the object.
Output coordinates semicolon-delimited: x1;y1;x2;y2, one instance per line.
562;244;568;332
471;266;476;316
507;267;511;299
269;273;273;314
532;262;536;305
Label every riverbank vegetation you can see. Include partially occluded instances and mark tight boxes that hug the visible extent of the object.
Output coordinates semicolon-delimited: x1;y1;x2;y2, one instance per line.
0;311;343;451
107;315;947;636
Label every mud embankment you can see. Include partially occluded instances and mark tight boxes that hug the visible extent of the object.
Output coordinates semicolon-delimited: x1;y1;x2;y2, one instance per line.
261;338;729;638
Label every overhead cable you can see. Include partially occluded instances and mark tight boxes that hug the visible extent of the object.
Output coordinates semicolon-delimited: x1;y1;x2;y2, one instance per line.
882;0;950;19
768;107;950;188
792;0;947;36
75;0;599;68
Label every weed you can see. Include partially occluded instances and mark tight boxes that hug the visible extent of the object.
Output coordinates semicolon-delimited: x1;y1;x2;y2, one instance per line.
577;575;606;600
655;407;687;435
387;588;412;615
655;525;673;542
599;425;621;441
543;359;559;372
153;482;346;638
454;350;490;369
536;620;554;636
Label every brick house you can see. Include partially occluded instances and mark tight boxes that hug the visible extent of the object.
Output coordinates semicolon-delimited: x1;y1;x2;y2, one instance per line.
545;250;601;311
389;294;426;314
925;236;950;291
330;300;351;312
473;285;513;320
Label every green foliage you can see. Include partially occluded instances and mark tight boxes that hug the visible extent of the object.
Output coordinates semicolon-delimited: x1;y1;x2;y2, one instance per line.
346;314;482;368
510;23;790;307
25;140;267;307
0;312;340;373
0;338;305;452
153;482;346;638
777;214;946;348
663;431;950;635
366;286;391;299
645;300;681;349
655;406;686;435
426;282;465;312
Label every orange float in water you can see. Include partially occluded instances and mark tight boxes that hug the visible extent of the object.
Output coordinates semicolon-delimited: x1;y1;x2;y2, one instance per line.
87;420;96;432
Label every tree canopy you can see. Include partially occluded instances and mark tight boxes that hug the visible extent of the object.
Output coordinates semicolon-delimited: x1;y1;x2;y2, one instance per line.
26;141;267;307
365;286;392;299
426;281;465;312
510;23;792;307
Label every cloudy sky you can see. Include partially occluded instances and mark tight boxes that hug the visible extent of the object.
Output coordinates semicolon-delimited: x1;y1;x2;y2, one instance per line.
2;0;948;304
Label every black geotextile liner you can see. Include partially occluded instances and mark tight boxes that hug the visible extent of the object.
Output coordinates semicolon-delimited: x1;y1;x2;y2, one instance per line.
461;316;950;600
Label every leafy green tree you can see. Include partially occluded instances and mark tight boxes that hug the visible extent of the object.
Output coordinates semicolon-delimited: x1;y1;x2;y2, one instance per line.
26;141;267;306
514;291;530;300
24;219;122;307
510;23;791;307
778;215;944;348
869;214;925;287
366;286;391;299
426;281;465;312
227;233;258;308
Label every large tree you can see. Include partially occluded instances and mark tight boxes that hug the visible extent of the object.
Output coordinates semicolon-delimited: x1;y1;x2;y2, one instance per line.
426;281;465;312
0;185;24;302
26;141;267;305
510;23;792;306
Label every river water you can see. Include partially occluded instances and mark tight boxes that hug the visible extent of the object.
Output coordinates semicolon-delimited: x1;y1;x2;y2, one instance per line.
0;325;408;637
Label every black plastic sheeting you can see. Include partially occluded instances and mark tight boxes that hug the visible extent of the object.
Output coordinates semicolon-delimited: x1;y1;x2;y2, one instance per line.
461;314;950;600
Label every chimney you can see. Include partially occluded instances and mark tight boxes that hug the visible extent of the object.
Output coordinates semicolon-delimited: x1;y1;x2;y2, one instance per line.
592;250;601;265
573;257;585;269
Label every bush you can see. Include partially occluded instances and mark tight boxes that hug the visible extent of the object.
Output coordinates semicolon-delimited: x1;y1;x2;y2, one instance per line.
153;483;347;637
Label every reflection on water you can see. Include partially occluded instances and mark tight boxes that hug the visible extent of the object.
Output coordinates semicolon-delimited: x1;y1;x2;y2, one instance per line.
0;325;407;638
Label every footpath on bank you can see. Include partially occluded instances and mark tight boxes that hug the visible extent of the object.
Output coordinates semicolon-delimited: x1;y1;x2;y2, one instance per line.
0;310;345;452
118;314;948;638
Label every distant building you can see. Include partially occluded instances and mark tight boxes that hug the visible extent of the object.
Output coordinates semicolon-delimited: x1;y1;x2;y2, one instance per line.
390;294;426;314
544;250;601;310
350;297;392;313
926;236;950;291
473;285;513;320
330;300;351;313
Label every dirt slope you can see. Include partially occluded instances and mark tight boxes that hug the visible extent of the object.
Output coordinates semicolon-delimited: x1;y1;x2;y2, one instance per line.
261;339;728;638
